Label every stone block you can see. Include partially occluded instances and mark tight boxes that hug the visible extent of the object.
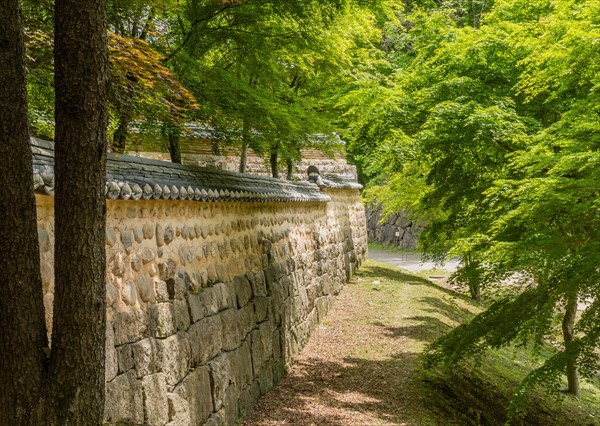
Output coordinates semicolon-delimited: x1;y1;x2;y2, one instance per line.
237;380;260;420
174;367;213;426
239;303;256;341
166;392;190;425
106;227;117;246
188;314;222;366
194;223;203;239
273;357;286;383
181;225;191;240
131;338;162;378
121;280;138;306
233;275;253;308
149;302;176;338
104;371;144;425
247;271;267;297
158;260;176;281
187;293;203;323
178;243;189;266
138;276;155;303
155;279;170;302
121;229;134;253
141;373;169;426
315;295;331;322
105;322;118;383
208;353;232;410
253;296;269;323
133;226;144;244
143;223;154;240
158;332;191;386
113;310;150;346
200;225;209;238
141;248;155;264
116;344;134;373
251;322;273;378
174;298;191;331
229;339;253;389
264;265;275;289
207;263;218;284
272;329;282;361
258;360;274;395
164;225;175;244
219;263;230;283
196;268;208;287
106;282;118;306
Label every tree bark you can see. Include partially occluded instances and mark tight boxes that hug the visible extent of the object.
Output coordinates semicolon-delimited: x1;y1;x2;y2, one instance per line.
270;143;279;178
286;159;294;180
240;140;248;173
240;117;250;173
469;281;481;302
0;0;48;423
168;131;182;164
111;116;129;153
43;0;109;423
562;293;580;397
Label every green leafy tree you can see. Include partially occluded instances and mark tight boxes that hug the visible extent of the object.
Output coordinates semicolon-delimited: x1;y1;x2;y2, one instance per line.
341;0;600;412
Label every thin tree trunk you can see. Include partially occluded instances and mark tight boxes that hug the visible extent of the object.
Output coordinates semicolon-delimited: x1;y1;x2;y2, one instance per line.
270;144;279;178
0;1;48;423
286;159;294;180
469;281;481;302
111;116;129;153
464;256;481;302
168;131;182;164
240;140;248;173
562;293;580;397
240;117;250;173
43;0;109;423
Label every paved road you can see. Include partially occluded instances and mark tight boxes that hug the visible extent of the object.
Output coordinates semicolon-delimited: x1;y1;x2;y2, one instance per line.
368;249;460;273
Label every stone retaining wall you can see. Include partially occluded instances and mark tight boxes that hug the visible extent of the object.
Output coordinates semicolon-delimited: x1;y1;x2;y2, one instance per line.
365;203;425;250
36;186;366;425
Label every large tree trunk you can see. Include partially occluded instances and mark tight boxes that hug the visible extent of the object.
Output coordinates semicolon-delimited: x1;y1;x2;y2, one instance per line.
168;131;182;164
0;0;48;423
43;0;109;423
562;293;580;397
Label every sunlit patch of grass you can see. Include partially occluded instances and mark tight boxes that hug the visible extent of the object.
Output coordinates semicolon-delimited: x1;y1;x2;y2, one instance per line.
368;242;419;254
353;259;600;425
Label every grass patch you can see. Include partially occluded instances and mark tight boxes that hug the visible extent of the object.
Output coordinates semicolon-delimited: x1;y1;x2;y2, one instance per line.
354;260;600;426
368;241;418;254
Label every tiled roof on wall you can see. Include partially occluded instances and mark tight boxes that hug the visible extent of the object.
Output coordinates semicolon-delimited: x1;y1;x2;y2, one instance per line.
31;138;336;203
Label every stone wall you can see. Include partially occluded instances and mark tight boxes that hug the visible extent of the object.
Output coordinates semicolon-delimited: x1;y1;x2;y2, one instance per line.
35;178;366;425
365;203;424;250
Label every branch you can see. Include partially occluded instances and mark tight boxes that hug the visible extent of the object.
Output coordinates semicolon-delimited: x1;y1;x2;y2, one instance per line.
163;3;240;64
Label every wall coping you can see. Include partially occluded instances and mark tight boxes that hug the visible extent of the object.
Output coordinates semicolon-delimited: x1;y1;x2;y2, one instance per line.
30;138;359;203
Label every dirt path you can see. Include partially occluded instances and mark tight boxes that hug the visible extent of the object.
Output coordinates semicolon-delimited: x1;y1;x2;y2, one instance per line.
242;260;477;425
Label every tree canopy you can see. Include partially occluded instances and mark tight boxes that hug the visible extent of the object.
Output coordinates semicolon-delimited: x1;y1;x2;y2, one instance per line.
340;0;600;416
23;0;390;172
